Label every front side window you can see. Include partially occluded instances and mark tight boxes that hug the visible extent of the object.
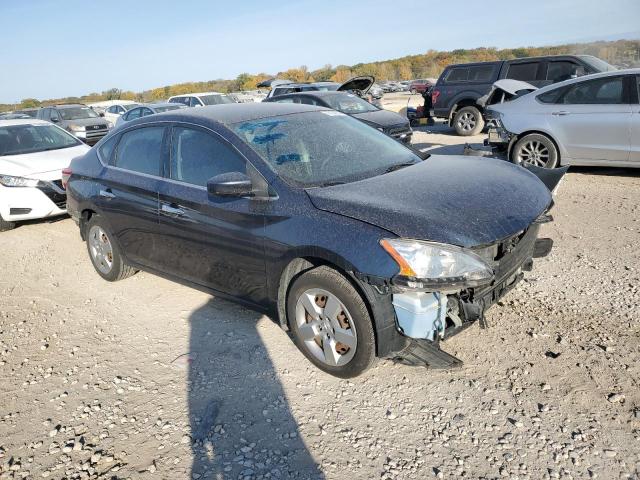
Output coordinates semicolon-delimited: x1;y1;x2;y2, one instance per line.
189;97;202;107
506;62;540;81
50;109;60;121
0;124;81;156
141;108;154;117
547;61;585;82
59;106;99;120
169;127;245;187
560;77;624;104
232;111;420;188
114;126;164;175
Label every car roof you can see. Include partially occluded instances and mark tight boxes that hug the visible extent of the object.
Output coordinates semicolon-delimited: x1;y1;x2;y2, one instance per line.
53;104;88;109
169;92;227;98
274;82;339;89
0;119;51;127
531;68;640;95
145;102;330;126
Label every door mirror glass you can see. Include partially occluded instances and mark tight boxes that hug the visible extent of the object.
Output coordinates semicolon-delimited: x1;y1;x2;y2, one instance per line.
207;172;252;197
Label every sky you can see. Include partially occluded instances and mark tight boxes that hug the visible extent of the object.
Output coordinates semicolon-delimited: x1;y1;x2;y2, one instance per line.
1;0;639;103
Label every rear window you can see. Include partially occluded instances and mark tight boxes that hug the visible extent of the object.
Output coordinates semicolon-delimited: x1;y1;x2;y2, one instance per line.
445;65;495;83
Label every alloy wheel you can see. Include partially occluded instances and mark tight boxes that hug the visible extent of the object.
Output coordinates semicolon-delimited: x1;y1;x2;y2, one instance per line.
517;140;550;167
456;111;476;132
295;288;357;367
88;225;114;274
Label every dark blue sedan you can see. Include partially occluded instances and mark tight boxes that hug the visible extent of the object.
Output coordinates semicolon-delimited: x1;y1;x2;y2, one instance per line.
66;103;559;377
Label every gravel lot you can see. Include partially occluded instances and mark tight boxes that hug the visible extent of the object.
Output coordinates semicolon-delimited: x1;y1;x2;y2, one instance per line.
1;114;639;479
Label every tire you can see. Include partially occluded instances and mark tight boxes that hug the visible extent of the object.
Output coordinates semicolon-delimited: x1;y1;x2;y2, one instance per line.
453;106;485;136
512;133;559;169
287;266;376;378
0;214;15;232
85;215;136;281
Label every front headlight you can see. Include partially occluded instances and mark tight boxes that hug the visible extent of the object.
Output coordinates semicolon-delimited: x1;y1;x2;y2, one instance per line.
68;125;85;132
106;121;114;129
0;175;39;187
380;238;494;290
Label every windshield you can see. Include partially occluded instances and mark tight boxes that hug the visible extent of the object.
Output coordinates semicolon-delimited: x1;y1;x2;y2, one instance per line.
323;94;379;114
579;55;617;72
200;94;234;106
154;105;183;113
59;106;99;120
0;124;80;156
232;111;420;187
124;104;140;111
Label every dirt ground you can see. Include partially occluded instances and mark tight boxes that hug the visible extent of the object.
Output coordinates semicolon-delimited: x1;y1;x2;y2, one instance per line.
1;112;640;480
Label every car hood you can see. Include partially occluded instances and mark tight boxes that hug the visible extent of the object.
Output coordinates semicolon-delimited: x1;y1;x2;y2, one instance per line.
63;118;109;128
0;144;90;179
351;109;409;128
478;79;537;107
306;155;551;248
338;76;374;94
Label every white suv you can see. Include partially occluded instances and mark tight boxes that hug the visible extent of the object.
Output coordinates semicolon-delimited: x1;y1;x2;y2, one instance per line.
0;119;90;231
168;92;236;107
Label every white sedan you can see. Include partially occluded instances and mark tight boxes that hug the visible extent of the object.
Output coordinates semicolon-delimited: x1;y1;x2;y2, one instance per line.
0;119;90;231
486;69;640;168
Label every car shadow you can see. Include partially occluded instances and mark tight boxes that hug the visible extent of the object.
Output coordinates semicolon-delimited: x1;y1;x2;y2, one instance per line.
186;298;324;479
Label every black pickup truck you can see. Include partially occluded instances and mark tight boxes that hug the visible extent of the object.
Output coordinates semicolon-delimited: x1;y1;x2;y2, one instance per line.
430;55;615;136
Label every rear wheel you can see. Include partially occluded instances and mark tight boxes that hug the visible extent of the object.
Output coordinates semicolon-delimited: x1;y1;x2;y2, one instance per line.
85;216;136;281
453;106;484;136
0;214;15;232
512;133;559;169
287;266;376;378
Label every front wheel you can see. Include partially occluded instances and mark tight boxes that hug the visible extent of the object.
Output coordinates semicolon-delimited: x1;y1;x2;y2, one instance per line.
512;133;559;169
453;106;485;136
85;215;136;281
287;266;376;378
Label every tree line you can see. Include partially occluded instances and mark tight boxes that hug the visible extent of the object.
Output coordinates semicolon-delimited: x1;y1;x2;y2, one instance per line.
2;39;639;112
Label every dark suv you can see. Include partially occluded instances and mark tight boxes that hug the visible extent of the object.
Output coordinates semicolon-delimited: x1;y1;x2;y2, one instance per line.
37;104;111;145
431;55;615;136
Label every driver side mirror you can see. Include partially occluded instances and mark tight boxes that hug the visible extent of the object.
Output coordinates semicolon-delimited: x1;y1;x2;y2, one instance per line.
207;172;252;197
50;117;59;123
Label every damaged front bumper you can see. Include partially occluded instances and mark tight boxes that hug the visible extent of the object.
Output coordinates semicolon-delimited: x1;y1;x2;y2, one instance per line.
387;222;553;368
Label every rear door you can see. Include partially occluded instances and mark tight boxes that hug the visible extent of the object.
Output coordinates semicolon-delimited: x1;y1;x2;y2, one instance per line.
95;125;166;267
156;124;267;304
546;75;632;163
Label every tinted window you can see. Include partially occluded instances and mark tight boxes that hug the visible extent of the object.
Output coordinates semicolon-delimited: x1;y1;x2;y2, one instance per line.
141;108;154;116
107;106;118;114
114;127;164;175
50;109;60;122
189;97;201;107
98;134;118;164
299;97;320;106
169;127;245;187
536;87;567;104
445;65;494;83
547;61;585;82
40;108;51;121
199;94;234;105
506;62;540;81
560;77;624;104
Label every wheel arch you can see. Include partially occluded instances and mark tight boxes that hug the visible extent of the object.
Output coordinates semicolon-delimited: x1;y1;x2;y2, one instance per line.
276;255;386;356
510;129;563;165
448;96;483;124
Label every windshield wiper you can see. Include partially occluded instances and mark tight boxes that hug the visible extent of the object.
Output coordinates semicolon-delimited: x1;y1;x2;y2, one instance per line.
385;162;417;173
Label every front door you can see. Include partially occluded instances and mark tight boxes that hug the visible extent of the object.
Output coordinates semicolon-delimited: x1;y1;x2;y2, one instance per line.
546;75;632;163
630;76;640;163
156;125;267;304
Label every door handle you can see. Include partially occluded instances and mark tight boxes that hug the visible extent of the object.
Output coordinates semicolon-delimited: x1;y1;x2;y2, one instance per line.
161;203;185;217
99;189;115;199
552;111;570;116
